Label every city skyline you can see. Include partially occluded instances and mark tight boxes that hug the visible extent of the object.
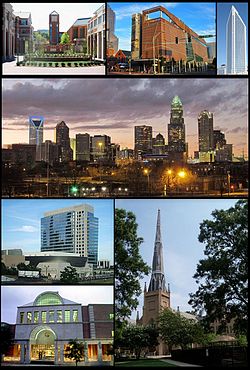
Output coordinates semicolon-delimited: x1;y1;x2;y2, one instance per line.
217;2;248;68
10;3;104;32
2;78;248;157
108;2;216;50
1;286;113;324
115;199;240;318
2;199;114;261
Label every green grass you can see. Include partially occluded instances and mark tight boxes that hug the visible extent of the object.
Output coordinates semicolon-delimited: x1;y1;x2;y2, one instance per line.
115;359;178;367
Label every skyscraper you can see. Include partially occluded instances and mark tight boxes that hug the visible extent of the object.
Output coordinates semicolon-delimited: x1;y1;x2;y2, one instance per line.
134;125;152;159
131;13;142;60
29;116;44;146
56;121;73;162
168;96;187;162
138;210;170;355
198;110;214;152
41;204;99;267
76;133;91;162
226;6;247;74
49;10;59;45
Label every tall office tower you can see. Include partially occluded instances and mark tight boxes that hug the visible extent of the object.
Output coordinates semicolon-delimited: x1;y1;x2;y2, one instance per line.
139;210;170;355
134;125;153;159
213;130;226;149
131;13;142;60
41;204;99;267
76;133;91;161
70;138;76;160
198;110;214;152
29;116;44;146
152;133;165;155
49;10;59;45
168;96;187;162
107;4;119;53
56;121;73;162
91;135;111;161
226;6;247;74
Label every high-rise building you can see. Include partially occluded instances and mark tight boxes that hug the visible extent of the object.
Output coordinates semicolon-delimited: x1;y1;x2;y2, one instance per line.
152;133;165;155
49;10;59;45
29;116;44;146
36;140;60;165
91;135;111;161
213;130;226;149
168;96;187;162
76;133;91;162
131;13;142;60
226;6;247;74
198;110;214;152
138;210;170;355
41;204;98;267
55;121;73;162
70;138;76;160
134;125;152;159
107;5;119;54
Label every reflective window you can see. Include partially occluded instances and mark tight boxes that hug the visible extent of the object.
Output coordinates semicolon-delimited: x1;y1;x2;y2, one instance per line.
34;311;39;323
73;310;78;322
57;310;62;323
42;311;47;323
49;311;54;322
34;292;62;306
27;312;32;323
20;312;24;324
65;310;70;322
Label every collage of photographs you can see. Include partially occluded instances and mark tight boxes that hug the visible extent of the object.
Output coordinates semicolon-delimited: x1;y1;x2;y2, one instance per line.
1;1;248;368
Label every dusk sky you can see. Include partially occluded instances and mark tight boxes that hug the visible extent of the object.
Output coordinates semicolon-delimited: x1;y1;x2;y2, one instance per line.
109;2;216;50
115;199;240;319
217;2;248;67
2;78;248;157
2;199;114;261
11;3;104;31
1;286;113;324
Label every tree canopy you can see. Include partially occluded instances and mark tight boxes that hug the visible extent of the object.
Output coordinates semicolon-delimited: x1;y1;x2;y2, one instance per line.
60;32;70;44
115;209;150;325
189;200;248;336
60;266;79;283
65;339;85;366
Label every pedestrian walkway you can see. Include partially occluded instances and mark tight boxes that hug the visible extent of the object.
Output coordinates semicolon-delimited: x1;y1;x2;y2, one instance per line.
160;359;202;367
2;61;105;75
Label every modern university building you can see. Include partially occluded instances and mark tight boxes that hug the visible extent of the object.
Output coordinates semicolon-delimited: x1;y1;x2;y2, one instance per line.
3;291;113;365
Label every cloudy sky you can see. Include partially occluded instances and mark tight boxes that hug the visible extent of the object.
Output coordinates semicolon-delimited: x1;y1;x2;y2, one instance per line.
1;286;113;324
2;78;248;157
109;2;216;50
11;3;103;31
115;199;240;319
2;199;114;261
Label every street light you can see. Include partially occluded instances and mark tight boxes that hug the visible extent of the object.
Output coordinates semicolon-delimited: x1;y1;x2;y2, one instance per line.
143;168;150;193
227;171;231;196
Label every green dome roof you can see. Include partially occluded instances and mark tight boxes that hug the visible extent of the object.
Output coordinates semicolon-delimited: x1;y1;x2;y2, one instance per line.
171;95;182;107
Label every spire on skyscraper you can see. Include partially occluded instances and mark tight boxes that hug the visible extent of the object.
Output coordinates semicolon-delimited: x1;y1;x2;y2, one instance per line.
148;210;167;292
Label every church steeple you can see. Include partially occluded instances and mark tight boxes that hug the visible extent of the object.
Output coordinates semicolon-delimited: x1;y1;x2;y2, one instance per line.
148;210;167;292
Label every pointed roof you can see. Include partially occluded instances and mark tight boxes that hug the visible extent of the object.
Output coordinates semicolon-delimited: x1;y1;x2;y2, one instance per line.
148;210;167;292
50;11;59;15
171;95;182;107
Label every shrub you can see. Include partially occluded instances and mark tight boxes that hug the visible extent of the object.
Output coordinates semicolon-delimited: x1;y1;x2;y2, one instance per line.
38;62;42;67
79;62;83;67
61;63;65;67
55;62;59;67
67;62;71;67
16;62;21;66
74;62;78;67
43;62;47;67
49;62;53;67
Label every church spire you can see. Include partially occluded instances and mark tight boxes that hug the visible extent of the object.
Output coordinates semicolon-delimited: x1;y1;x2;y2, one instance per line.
148;210;167;292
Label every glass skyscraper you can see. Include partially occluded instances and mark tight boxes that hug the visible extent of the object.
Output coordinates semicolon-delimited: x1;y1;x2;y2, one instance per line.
29;116;44;146
41;204;99;267
226;5;247;74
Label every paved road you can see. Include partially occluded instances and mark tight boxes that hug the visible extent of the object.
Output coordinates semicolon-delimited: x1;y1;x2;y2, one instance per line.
2;61;105;75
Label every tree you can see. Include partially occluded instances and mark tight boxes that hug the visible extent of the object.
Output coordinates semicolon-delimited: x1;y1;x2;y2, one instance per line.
1;323;14;357
115;209;150;323
159;309;205;350
65;339;85;366
118;324;159;359
60;266;79;283
17;263;39;271
189;200;248;336
60;32;70;44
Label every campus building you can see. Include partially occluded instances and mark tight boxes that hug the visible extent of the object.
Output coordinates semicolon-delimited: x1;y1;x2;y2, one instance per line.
49;11;60;45
107;5;119;56
67;18;90;52
41;204;99;267
14;11;33;54
2;3;16;61
87;4;105;61
132;5;209;63
226;6;247;74
4;291;113;365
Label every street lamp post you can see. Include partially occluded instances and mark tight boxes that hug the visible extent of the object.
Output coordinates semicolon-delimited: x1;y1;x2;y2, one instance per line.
144;169;150;193
98;142;103;181
227;171;231;196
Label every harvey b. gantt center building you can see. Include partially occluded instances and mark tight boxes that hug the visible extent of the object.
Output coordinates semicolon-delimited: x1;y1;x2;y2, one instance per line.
6;291;113;365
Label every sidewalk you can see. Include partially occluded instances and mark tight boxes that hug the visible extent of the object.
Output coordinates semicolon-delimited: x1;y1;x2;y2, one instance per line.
2;61;105;75
160;359;202;367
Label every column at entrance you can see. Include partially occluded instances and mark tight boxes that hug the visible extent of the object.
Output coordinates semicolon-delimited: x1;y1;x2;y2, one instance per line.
54;341;59;364
20;343;25;363
97;341;102;363
24;342;30;364
59;342;64;364
84;341;88;363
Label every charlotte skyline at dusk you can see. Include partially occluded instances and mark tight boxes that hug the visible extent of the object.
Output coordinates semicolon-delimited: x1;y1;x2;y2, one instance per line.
2;78;248;158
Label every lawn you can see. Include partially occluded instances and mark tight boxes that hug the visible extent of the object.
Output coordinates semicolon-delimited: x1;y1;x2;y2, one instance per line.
115;359;177;367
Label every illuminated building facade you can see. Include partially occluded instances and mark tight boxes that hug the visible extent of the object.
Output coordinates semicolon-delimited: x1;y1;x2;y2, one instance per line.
198;110;214;152
134;125;153;159
29;116;44;146
41;204;99;267
168;96;187;163
55;121;73;162
7;291;113;365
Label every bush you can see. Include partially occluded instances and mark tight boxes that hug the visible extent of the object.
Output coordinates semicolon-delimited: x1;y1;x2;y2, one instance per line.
43;62;47;67
55;62;59;67
79;62;83;67
67;62;71;67
16;61;21;66
38;62;42;67
74;62;78;67
49;62;53;67
61;63;65;67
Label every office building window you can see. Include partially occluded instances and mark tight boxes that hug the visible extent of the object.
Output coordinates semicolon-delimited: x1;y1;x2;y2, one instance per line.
42;311;47;323
20;312;24;324
34;311;39;323
73;310;78;322
65;310;70;322
49;311;54;322
57;310;62;323
27;312;32;323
